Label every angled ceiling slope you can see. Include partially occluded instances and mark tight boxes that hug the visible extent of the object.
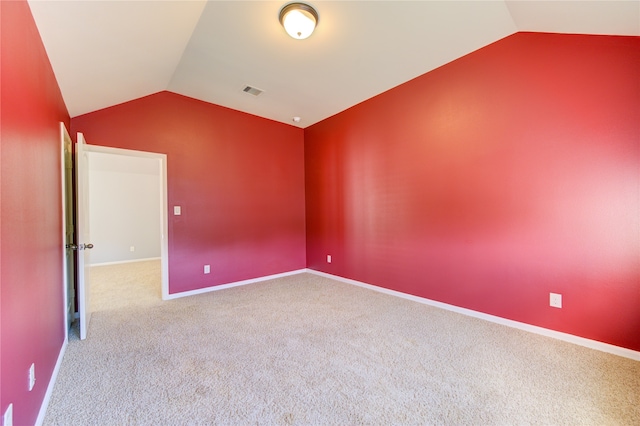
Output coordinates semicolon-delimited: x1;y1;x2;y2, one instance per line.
28;1;639;128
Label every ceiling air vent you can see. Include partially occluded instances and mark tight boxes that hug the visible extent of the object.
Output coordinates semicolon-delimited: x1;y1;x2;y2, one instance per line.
242;85;263;96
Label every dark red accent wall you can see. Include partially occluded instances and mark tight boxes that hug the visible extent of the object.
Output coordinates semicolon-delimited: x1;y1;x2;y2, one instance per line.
1;1;70;424
71;92;306;293
305;33;640;351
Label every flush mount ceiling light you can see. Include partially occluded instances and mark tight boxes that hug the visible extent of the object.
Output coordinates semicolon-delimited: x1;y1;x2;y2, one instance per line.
279;2;318;40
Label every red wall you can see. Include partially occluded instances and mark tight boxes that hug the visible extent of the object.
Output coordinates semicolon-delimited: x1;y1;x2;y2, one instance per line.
1;1;70;424
72;92;306;293
305;33;640;351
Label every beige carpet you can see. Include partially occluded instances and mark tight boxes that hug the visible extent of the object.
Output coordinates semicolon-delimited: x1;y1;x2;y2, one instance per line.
44;260;639;425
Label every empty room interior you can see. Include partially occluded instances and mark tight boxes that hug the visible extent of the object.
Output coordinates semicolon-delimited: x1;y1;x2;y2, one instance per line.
1;0;639;425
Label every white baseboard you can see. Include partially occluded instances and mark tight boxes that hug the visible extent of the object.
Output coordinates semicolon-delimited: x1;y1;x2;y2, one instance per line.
306;269;640;362
35;338;67;426
91;257;161;267
164;269;308;300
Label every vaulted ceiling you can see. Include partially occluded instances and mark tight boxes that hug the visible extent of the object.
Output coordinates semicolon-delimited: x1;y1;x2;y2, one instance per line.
28;1;639;128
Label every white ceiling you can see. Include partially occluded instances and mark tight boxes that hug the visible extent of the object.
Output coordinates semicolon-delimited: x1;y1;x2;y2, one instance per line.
28;1;639;128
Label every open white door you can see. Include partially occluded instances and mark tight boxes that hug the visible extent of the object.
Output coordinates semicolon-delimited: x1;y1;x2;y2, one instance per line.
76;133;94;339
61;123;75;336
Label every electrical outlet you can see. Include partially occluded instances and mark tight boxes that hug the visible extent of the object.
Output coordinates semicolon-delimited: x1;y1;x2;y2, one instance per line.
29;363;36;391
173;206;181;216
4;403;13;426
204;265;210;274
327;255;332;263
550;293;562;308
130;246;135;252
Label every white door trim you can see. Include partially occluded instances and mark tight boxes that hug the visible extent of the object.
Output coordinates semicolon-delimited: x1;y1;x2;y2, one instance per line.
81;144;170;299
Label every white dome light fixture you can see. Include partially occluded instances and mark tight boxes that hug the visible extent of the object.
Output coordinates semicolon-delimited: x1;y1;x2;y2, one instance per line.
279;3;318;40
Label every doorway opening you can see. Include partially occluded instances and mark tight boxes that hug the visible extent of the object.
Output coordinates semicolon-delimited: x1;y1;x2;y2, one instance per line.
73;140;169;339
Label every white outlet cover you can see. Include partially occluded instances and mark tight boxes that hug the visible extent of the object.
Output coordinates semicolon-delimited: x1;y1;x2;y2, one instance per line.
4;403;13;426
173;206;181;215
29;363;36;391
550;293;562;308
130;246;135;252
204;265;210;274
327;255;332;263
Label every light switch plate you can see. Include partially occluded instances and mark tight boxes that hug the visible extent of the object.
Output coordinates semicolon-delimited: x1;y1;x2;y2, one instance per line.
173;206;181;216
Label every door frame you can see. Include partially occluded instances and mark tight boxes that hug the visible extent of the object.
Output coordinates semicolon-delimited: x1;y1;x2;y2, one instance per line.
81;144;170;301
